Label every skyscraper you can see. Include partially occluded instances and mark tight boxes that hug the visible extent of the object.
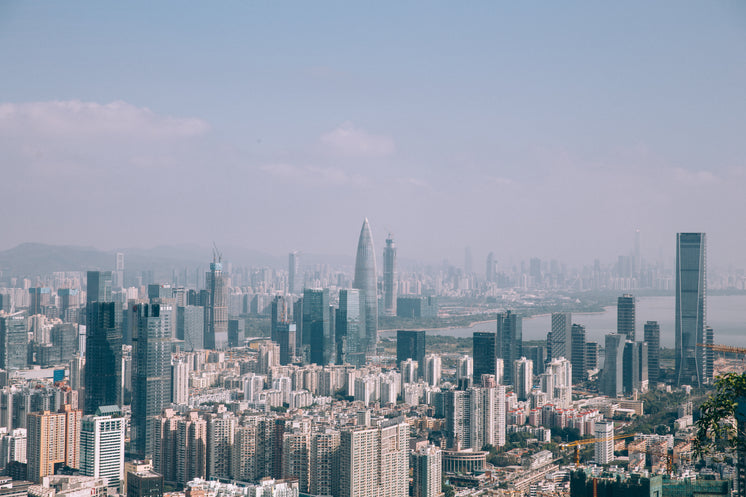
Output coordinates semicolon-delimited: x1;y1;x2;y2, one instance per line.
675;232;707;386
0;311;28;370
114;253;125;289
571;324;586;383
411;445;442;497
617;294;636;341
383;234;397;317
473;332;496;384
337;289;365;366
80;406;125;490
288;251;301;295
549;312;571;361
496;311;522;385
302;289;333;366
86;271;112;305
26;407;82;483
85;302;123;414
601;334;625;397
204;256;228;350
485;252;497;283
353;218;378;358
595;421;614;465
644;321;660;383
271;295;295;365
397;330;426;377
131;303;173;459
513;357;533;401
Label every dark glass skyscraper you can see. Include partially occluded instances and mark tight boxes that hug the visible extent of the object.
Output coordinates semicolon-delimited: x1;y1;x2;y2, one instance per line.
383;235;397;317
617;294;636;341
397;330;426;376
571;324;586;382
86;271;112;305
85;302;123;414
205;258;228;350
548;312;571;361
337;289;365;366
0;311;27;370
303;288;333;366
644;321;660;383
353;218;378;358
496;311;522;385
132;303;173;459
675;232;707;386
472;331;496;383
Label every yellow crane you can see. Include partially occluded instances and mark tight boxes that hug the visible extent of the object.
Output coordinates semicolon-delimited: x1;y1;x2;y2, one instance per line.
560;432;636;466
697;343;746;355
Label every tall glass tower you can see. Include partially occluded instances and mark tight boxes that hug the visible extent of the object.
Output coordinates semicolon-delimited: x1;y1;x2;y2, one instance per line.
205;256;228;350
675;232;707;386
353;218;378;358
383;235;397;317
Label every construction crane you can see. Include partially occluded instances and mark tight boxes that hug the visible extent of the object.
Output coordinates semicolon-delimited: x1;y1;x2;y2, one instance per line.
697;343;746;355
560;432;636;466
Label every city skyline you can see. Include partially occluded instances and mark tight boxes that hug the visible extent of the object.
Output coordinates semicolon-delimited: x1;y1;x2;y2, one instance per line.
1;3;745;267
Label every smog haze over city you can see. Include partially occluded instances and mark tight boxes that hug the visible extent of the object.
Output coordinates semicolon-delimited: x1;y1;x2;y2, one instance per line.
2;2;746;268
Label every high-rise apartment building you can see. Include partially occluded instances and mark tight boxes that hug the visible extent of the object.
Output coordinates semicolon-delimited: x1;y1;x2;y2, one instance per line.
336;289;365;366
412;445;442;497
383;234;397;317
207;412;236;479
617;294;636;341
85;302;122;414
353;219;378;358
675;233;707;386
595;421;614;465
424;354;442;387
131;304;173;459
309;430;340;497
496;311;522;385
549;312;571;361
445;386;506;450
80;406;125;490
26;407;81;483
339;419;408;497
397;330;426;378
288;251;301;295
204;258;228;350
302;289;333;366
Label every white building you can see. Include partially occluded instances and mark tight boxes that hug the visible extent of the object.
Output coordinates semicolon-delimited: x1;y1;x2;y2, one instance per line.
79;409;125;490
424;354;442;387
594;421;614;465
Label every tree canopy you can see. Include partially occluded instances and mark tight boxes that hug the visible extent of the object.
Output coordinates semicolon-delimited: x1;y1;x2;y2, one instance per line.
695;372;746;458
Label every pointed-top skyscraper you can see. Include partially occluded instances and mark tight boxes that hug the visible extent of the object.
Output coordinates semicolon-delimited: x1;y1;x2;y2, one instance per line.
353;218;378;359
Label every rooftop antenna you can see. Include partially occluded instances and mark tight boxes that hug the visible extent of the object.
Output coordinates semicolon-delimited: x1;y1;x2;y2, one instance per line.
212;242;222;263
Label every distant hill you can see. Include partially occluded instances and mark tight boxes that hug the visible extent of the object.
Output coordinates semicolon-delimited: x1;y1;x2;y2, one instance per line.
0;242;356;278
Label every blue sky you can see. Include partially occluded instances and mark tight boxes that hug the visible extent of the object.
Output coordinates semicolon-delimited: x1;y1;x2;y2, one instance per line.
1;2;745;267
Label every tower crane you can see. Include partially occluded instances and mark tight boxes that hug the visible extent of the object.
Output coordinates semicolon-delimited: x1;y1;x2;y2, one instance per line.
560;432;636;466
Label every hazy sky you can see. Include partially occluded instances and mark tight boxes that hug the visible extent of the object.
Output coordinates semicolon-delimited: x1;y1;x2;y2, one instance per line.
1;2;745;268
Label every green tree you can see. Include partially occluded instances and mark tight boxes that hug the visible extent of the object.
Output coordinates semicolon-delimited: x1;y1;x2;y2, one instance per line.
695;372;746;458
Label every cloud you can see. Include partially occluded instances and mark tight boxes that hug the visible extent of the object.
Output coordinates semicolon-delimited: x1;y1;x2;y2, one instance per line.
261;163;367;187
320;122;395;157
0;100;209;139
672;167;721;186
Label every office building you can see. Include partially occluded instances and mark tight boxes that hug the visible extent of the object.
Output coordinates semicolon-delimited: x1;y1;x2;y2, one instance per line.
496;311;522;385
177;305;204;351
86;271;112;305
336;289;365;366
50;324;77;364
617;294;636;341
549;312;571;361
473;332;496;384
383;234;397;317
675;232;707;386
585;342;599;372
525;345;547;376
513;357;533;401
412;445;442;497
571;324;586;383
704;325;714;384
288;251;301;295
339;419;408;497
0;312;28;371
84;302;122;414
594;421;614;465
398;330;426;377
486;252;496;283
204;257;228;350
80;406;125;490
397;296;438;318
644;321;660;383
353;218;378;358
131;304;173;459
26;407;81;483
302;289;333;366
127;470;163;497
601;334;625;397
114;253;125;289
